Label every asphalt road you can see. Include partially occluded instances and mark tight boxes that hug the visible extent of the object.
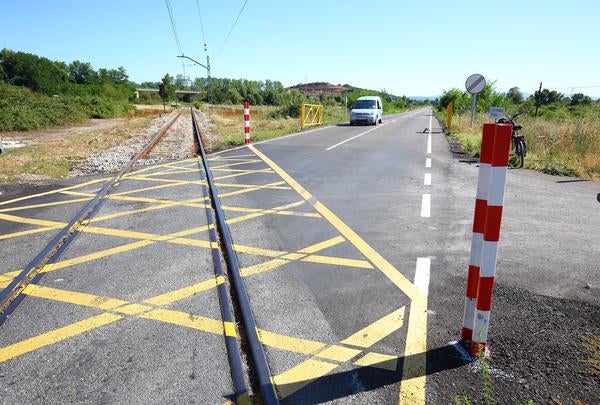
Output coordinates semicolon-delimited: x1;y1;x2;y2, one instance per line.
211;108;599;403
0;108;598;404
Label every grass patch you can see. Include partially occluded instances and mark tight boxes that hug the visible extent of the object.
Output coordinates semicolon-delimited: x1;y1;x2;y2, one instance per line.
436;108;600;180
0;118;150;182
203;104;346;151
583;334;600;376
0;83;134;131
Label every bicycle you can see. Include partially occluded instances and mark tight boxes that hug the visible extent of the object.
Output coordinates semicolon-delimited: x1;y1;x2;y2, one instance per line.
498;113;527;168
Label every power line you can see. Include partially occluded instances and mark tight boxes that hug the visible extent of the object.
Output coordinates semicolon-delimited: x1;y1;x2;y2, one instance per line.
215;0;248;61
195;0;208;55
165;0;183;55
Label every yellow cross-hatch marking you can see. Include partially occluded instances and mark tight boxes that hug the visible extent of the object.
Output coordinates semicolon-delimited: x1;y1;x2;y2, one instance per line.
0;147;426;403
248;144;428;404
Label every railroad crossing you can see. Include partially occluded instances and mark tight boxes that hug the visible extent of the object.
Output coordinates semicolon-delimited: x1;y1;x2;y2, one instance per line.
0;108;598;404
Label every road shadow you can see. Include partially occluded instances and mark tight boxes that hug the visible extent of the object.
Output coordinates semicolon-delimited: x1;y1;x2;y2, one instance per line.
459;159;479;165
597;193;600;204
279;343;472;404
555;179;590;184
416;130;444;134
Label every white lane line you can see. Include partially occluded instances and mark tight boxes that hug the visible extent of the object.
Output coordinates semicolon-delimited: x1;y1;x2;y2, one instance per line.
425;158;431;168
414;257;431;296
421;194;431;218
326;119;396;151
424;173;431;186
427;114;432;154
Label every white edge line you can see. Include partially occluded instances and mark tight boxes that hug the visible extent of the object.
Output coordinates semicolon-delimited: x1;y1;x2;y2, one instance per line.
427;113;432;154
414;257;431;296
326;119;396;151
421;193;431;218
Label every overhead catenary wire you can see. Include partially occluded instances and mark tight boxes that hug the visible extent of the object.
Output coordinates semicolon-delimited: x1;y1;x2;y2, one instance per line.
195;0;209;55
215;0;248;61
165;0;183;55
165;0;188;85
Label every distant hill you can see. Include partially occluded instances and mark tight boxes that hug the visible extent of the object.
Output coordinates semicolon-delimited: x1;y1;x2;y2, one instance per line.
289;82;356;96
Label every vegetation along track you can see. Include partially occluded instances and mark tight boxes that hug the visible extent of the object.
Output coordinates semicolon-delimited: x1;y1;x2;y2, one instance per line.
0;106;279;404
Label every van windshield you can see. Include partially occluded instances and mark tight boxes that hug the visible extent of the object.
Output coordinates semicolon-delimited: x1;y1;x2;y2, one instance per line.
353;100;377;109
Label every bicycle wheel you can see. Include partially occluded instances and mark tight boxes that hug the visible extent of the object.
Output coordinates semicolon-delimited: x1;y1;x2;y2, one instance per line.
515;140;525;168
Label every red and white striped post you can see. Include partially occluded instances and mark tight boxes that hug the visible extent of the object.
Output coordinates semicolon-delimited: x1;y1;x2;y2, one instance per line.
470;123;512;356
461;123;495;342
243;101;251;144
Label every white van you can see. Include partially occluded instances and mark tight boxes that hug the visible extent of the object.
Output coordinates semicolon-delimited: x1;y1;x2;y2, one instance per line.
350;96;383;125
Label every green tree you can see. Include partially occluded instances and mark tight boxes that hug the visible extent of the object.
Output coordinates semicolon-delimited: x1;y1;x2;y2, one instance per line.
68;60;97;84
438;88;471;113
570;93;592;106
161;73;176;101
507;87;523;103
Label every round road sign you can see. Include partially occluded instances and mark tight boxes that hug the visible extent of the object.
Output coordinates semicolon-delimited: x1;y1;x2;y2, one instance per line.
465;74;486;94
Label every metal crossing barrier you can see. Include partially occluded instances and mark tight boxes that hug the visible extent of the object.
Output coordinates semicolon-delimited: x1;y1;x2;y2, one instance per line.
300;103;324;130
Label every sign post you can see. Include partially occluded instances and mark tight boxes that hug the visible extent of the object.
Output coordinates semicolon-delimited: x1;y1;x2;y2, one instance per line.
446;101;453;132
489;107;505;121
465;74;486;128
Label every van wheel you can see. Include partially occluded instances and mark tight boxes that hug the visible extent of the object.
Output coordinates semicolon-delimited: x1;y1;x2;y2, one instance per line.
373;117;378;126
379;117;382;124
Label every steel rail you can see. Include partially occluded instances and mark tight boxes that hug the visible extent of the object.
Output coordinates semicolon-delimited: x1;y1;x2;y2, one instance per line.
196;155;249;403
0;109;183;319
191;108;279;405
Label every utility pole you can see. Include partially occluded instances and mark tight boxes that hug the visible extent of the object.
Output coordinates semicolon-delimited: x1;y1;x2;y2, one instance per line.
177;54;211;117
534;81;542;117
206;54;212;118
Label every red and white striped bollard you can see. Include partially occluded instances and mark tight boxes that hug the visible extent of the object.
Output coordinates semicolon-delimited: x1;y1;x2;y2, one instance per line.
470;123;512;356
461;124;495;341
244;101;251;144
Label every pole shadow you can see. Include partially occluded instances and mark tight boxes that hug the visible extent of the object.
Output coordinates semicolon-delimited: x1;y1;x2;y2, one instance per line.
555;179;590;184
278;343;472;404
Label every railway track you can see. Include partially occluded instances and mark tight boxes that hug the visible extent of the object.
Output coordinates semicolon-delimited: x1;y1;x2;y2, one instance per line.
0;107;279;404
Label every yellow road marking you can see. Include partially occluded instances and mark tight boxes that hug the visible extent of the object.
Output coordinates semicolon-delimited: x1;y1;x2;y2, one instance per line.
0;178;109;207
300;255;373;269
399;295;427;404
208;154;256;160
341;307;405;348
215;182;290;190
139;308;228;336
143;276;224;306
0;313;122;363
249;144;423;301
241;259;289;277
258;329;326;355
272;359;339;398
0;226;61;241
41;240;155;273
23;284;130;310
354;352;398;371
0;197;92;213
298;236;344;254
211;159;262;169
315;345;361;362
0;213;65;228
233;244;285;258
249;144;427;403
214;168;273;181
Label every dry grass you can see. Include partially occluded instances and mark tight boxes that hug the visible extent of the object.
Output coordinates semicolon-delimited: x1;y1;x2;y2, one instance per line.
204;104;346;151
582;335;600;377
440;111;600;179
0;118;151;182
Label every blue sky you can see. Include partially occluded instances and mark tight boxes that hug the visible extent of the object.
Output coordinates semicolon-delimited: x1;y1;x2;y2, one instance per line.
2;0;599;97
